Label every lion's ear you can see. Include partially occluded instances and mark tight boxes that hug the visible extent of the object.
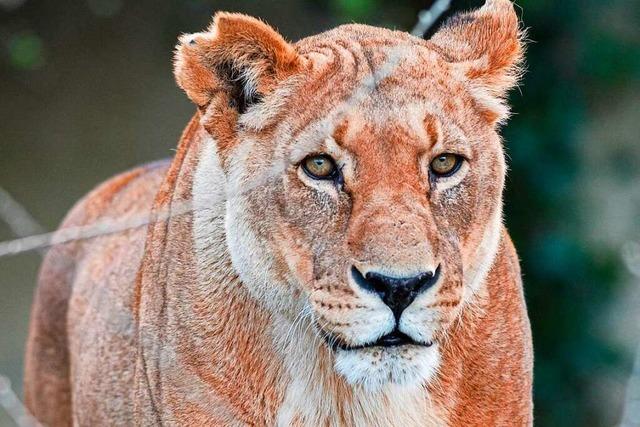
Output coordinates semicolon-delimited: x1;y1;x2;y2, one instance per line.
429;0;524;124
174;12;304;112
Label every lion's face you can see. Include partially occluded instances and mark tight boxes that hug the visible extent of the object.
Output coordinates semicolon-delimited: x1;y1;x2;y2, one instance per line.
183;3;522;390
220;37;507;388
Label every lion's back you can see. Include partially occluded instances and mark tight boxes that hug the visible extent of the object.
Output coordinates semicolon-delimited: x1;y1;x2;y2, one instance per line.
24;159;170;426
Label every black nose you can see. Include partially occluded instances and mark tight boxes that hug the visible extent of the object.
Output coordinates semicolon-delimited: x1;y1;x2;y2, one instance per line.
351;266;440;320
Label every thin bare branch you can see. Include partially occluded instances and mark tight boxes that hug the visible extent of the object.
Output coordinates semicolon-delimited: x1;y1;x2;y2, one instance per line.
0;375;41;427
0;186;45;238
621;241;640;426
0;200;193;258
621;343;640;426
411;0;451;38
0;187;46;425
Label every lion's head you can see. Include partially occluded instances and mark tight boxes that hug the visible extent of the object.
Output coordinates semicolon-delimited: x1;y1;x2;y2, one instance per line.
177;0;523;390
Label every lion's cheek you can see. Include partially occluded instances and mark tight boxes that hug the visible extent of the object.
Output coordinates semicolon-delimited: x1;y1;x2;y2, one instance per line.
272;221;315;293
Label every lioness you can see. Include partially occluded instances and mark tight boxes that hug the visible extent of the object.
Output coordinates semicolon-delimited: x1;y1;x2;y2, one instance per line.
24;1;533;425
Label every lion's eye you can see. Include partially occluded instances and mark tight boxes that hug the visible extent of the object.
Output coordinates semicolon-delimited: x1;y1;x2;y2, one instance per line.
430;153;463;177
302;154;338;180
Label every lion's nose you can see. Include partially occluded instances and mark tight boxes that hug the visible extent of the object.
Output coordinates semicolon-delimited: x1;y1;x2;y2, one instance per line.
351;266;440;320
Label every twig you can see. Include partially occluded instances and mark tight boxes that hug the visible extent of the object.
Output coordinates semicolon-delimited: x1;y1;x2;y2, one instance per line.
0;375;41;427
0;200;194;258
623;241;640;278
0;186;45;238
0;187;46;425
411;0;451;37
621;241;640;426
621;343;640;426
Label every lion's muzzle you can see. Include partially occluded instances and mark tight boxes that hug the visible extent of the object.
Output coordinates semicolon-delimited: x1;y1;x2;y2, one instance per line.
350;265;441;319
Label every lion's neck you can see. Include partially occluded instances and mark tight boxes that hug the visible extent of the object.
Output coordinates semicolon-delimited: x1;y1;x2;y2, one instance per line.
271;318;444;427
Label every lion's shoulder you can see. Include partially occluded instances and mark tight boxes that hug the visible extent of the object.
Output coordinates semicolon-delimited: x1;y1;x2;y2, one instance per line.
63;159;170;230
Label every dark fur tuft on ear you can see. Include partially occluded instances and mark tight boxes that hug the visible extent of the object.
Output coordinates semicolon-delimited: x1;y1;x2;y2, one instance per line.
216;61;263;114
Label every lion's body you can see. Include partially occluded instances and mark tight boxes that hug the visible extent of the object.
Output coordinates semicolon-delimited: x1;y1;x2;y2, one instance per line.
25;134;531;426
24;160;169;426
25;2;533;425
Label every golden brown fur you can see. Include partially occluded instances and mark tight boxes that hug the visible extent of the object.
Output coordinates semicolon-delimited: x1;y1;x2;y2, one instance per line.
25;1;533;425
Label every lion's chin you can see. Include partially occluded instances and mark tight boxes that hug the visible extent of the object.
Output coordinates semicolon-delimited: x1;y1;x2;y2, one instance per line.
333;343;440;391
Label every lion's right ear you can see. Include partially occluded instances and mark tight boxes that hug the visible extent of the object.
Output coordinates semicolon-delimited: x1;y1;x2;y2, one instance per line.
174;12;304;112
429;0;524;125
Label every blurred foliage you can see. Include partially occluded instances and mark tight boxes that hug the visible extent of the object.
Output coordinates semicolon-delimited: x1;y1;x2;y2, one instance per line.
331;0;380;20
7;31;43;69
1;0;639;426
85;0;123;18
503;1;637;425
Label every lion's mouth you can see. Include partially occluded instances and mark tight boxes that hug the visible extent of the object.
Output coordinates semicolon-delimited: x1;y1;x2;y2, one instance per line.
326;329;433;351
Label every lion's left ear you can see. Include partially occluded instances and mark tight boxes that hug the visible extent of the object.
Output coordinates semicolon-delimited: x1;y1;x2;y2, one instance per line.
429;0;525;124
174;12;304;112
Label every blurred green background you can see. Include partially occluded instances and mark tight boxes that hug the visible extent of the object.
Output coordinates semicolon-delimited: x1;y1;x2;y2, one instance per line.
1;0;639;426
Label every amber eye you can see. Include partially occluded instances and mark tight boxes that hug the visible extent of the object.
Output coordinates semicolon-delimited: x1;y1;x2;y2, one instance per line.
430;153;463;177
302;154;338;180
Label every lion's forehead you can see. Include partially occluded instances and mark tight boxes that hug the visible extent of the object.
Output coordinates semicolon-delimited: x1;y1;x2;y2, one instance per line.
297;47;458;107
273;43;478;151
295;26;464;98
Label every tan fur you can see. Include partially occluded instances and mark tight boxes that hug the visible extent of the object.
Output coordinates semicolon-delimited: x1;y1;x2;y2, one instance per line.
25;2;533;425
